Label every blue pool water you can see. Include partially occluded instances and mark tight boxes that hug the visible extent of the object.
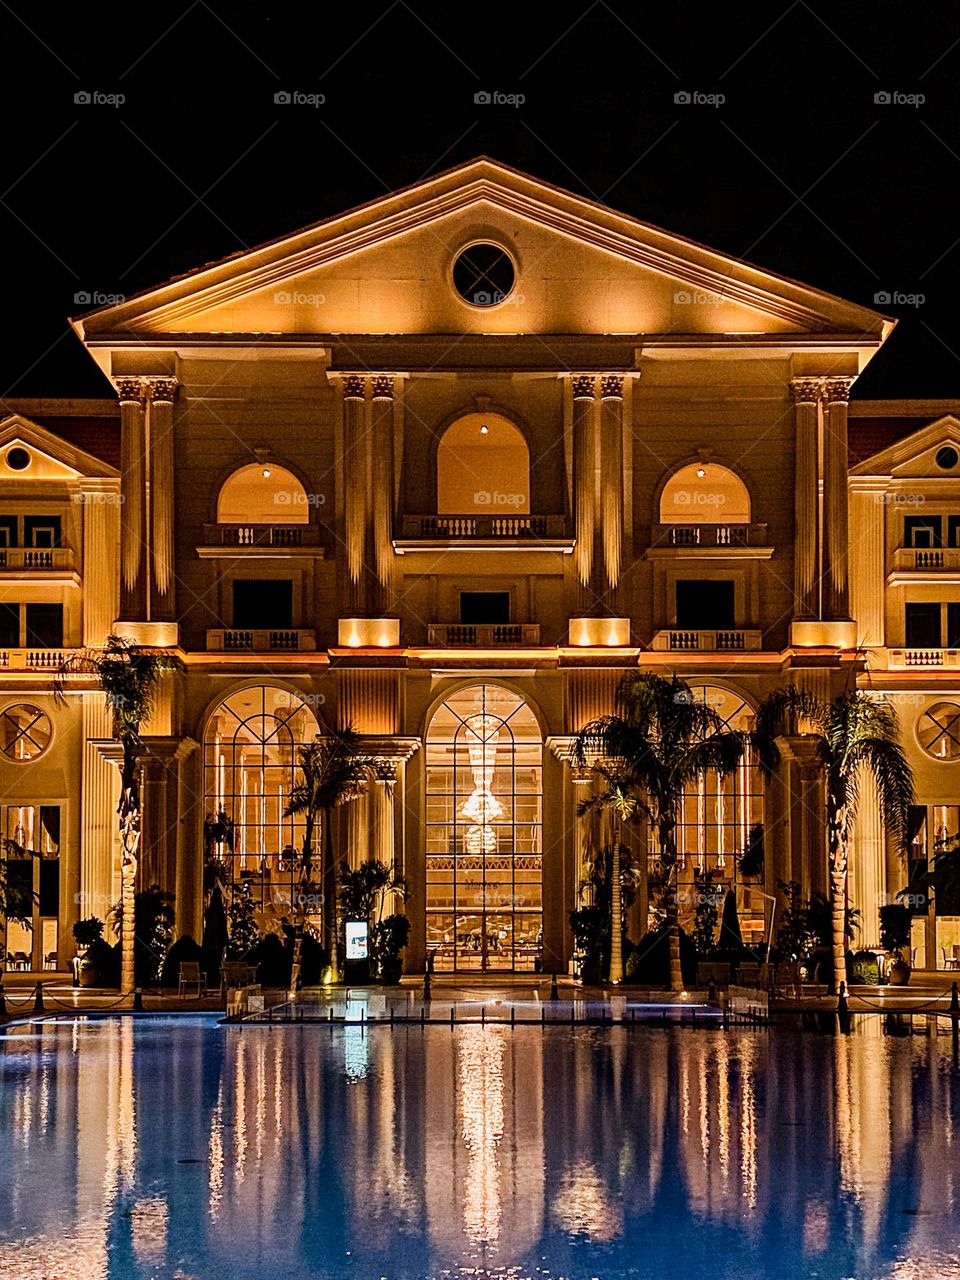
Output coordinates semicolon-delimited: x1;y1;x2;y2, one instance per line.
1;1015;959;1279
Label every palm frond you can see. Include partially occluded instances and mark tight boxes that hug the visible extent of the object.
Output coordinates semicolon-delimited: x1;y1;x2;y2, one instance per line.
752;686;827;773
845;734;915;851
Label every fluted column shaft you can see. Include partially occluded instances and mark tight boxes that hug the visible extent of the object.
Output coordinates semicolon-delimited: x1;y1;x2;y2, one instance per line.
791;377;821;621
822;376;854;620
572;375;596;613
371;375;396;616
342;375;368;616
599;375;625;610
117;378;147;619
146;378;178;621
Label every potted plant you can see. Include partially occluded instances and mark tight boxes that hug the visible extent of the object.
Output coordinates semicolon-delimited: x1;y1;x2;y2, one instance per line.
880;902;913;985
73;917;104;987
371;913;410;984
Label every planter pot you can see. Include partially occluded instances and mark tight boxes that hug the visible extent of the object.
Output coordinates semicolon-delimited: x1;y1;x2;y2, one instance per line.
379;958;402;985
888;959;912;986
79;962;99;988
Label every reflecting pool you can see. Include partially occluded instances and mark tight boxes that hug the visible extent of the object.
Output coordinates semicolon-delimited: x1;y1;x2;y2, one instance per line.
1;1016;959;1279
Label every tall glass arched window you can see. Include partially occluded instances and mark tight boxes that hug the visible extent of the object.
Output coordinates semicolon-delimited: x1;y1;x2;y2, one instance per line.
203;686;319;914
665;685;765;944
426;684;542;972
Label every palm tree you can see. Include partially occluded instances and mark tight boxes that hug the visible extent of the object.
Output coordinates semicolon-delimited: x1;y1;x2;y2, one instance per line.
574;673;744;991
753;688;914;994
56;636;181;995
284;726;374;988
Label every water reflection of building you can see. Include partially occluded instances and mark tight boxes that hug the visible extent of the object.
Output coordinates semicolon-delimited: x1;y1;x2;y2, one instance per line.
4;1022;960;1278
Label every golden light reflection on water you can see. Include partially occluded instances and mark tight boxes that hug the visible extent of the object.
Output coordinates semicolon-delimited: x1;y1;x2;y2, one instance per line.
0;1019;959;1279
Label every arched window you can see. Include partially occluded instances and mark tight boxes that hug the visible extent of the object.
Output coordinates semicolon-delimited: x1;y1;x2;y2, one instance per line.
217;463;310;525
661;685;764;945
660;463;751;525
203;686;319;914
437;413;530;514
425;684;542;972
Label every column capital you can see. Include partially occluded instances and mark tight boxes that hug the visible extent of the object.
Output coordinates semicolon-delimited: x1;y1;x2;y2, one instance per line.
600;373;625;400
821;375;855;404
572;374;597;400
371;374;395;401
143;376;179;404
789;376;822;404
114;376;147;404
342;374;366;400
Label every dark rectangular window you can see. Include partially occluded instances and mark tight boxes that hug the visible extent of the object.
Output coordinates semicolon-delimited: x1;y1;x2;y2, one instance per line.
904;515;942;548
905;602;941;648
0;517;17;548
0;604;18;647
232;580;293;629
948;605;960;649
949;516;960;548
676;580;735;629
25;604;63;648
24;517;61;548
906;805;929;915
460;591;510;624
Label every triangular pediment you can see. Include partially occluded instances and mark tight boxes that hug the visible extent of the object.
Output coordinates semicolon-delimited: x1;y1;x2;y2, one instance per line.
851;415;960;479
0;415;118;480
74;158;889;345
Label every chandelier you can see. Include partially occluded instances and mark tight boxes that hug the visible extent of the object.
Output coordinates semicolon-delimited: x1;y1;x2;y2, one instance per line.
461;713;504;855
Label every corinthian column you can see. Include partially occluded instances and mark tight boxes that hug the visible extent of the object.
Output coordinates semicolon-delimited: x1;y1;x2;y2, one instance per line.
370;375;396;616
599;374;625;610
116;377;147;620
822;376;855;620
572;375;596;613
146;377;178;622
342;375;368;616
790;377;821;621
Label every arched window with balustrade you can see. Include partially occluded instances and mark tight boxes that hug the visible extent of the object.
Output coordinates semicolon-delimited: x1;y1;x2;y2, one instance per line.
216;463;310;547
425;684;542;972
659;463;752;545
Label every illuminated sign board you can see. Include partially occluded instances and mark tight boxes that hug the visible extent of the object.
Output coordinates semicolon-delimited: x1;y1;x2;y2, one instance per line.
345;920;368;961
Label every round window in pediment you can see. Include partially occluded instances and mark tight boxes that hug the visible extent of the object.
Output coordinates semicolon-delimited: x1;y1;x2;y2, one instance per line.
452;243;516;308
6;447;30;471
936;446;959;471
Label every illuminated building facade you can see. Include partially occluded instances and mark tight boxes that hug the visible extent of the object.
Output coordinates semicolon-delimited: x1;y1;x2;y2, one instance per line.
1;158;958;972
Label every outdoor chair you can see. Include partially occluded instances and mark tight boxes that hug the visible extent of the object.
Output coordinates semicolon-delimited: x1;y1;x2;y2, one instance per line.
178;960;206;998
10;951;30;971
221;960;257;992
43;951;57;970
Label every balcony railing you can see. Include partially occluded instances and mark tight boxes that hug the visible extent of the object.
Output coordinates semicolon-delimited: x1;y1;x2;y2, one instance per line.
892;547;960;572
427;623;541;647
653;523;769;549
0;548;76;572
888;648;960;668
650;628;763;653
0;648;71;670
204;524;320;548
206;629;317;652
398;515;569;541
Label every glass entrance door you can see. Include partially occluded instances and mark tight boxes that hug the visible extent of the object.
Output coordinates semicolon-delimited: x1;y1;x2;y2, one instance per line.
426;685;542;973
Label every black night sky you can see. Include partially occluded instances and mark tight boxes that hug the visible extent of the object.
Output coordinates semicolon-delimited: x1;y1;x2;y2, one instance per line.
3;2;959;398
